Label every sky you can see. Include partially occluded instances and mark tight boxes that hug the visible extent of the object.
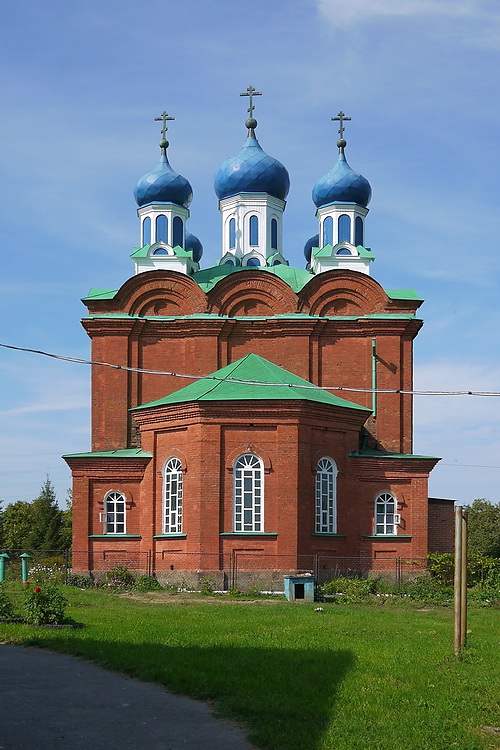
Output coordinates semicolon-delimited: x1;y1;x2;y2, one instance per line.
1;0;499;508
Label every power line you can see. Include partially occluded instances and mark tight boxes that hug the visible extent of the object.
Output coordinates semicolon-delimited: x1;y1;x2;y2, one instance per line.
2;341;500;397
440;462;500;470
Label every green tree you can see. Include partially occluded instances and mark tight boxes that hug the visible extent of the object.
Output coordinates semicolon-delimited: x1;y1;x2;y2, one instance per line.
59;490;72;550
467;499;500;558
2;501;35;549
25;477;63;551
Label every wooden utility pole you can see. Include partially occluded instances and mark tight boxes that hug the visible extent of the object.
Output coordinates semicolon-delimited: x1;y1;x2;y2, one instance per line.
454;506;468;657
461;509;468;649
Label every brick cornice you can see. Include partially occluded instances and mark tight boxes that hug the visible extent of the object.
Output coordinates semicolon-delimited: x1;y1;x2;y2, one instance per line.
133;399;369;431
350;456;440;479
65;457;150;477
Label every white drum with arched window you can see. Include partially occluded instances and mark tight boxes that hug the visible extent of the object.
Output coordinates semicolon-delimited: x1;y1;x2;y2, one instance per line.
375;492;397;535
104;491;126;534
315;458;337;533
163;457;183;533
233;454;263;532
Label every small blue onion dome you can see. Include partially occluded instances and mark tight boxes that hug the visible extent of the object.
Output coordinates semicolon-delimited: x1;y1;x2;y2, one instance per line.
214;133;290;201
134;153;193;208
304;234;319;263
185;232;203;262
312;152;371;208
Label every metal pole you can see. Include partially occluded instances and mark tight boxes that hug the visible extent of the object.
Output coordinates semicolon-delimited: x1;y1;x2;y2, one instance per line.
20;553;30;584
454;506;463;657
460;510;468;649
0;553;9;582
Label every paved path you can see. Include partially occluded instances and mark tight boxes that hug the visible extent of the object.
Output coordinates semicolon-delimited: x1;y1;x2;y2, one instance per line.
0;644;257;750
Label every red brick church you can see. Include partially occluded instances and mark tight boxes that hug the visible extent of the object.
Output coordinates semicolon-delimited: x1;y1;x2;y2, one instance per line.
64;94;453;583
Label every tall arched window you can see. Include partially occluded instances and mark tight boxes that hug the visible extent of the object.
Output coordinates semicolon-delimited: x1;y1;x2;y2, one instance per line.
323;216;333;246
163;457;183;533
270;218;278;250
229;218;236;249
355;216;364;246
249;215;259;246
375;492;397;535
104;491;126;534
233;454;263;532
338;214;351;243
172;216;183;247
142;216;151;246
155;214;168;243
315;458;337;533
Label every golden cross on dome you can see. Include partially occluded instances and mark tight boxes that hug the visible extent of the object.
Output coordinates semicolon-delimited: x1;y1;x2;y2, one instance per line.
331;111;351;140
240;86;262;118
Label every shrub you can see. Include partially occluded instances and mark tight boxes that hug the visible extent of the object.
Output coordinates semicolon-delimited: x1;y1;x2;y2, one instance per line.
28;563;66;586
67;573;101;589
322;577;375;603
199;576;217;594
0;584;15;619
24;584;68;625
134;575;163;592
105;566;135;589
426;553;454;585
402;575;453;605
228;588;244;597
427;551;500;587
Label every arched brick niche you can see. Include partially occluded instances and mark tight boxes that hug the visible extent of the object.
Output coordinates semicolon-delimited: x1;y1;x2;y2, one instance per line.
111;271;208;317
298;270;390;317
207;271;298;317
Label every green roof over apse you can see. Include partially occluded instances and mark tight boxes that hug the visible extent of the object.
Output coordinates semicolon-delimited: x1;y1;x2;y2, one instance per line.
132;353;372;412
63;449;152;459
349;449;440;460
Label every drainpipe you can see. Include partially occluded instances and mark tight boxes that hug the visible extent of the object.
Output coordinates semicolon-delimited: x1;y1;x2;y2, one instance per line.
371;338;377;417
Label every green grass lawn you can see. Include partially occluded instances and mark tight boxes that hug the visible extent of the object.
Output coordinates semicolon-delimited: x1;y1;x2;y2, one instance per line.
1;587;498;750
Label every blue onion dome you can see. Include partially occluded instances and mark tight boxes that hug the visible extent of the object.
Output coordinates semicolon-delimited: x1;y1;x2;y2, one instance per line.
214;132;290;201
185;232;203;262
312;152;371;209
304;233;319;263
134;146;193;208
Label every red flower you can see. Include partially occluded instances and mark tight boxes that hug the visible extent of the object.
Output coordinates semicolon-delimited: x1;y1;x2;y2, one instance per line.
25;580;30;586
34;587;41;593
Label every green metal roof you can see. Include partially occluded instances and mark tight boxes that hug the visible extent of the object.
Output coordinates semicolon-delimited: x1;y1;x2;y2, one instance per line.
132;353;371;412
313;244;374;260
84;288;119;301
83;266;421;305
85;312;416;321
385;289;422;301
349;450;440;460
130;244;192;260
63;449;152;459
192;264;314;293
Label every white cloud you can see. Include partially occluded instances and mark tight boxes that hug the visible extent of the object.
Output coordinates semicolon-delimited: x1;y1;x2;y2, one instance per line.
413;360;500;502
316;0;483;26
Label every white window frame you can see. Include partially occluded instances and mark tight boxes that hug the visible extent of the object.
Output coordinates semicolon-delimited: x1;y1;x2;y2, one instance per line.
103;491;126;534
233;454;264;532
163;457;183;533
375;492;398;535
315;457;337;533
